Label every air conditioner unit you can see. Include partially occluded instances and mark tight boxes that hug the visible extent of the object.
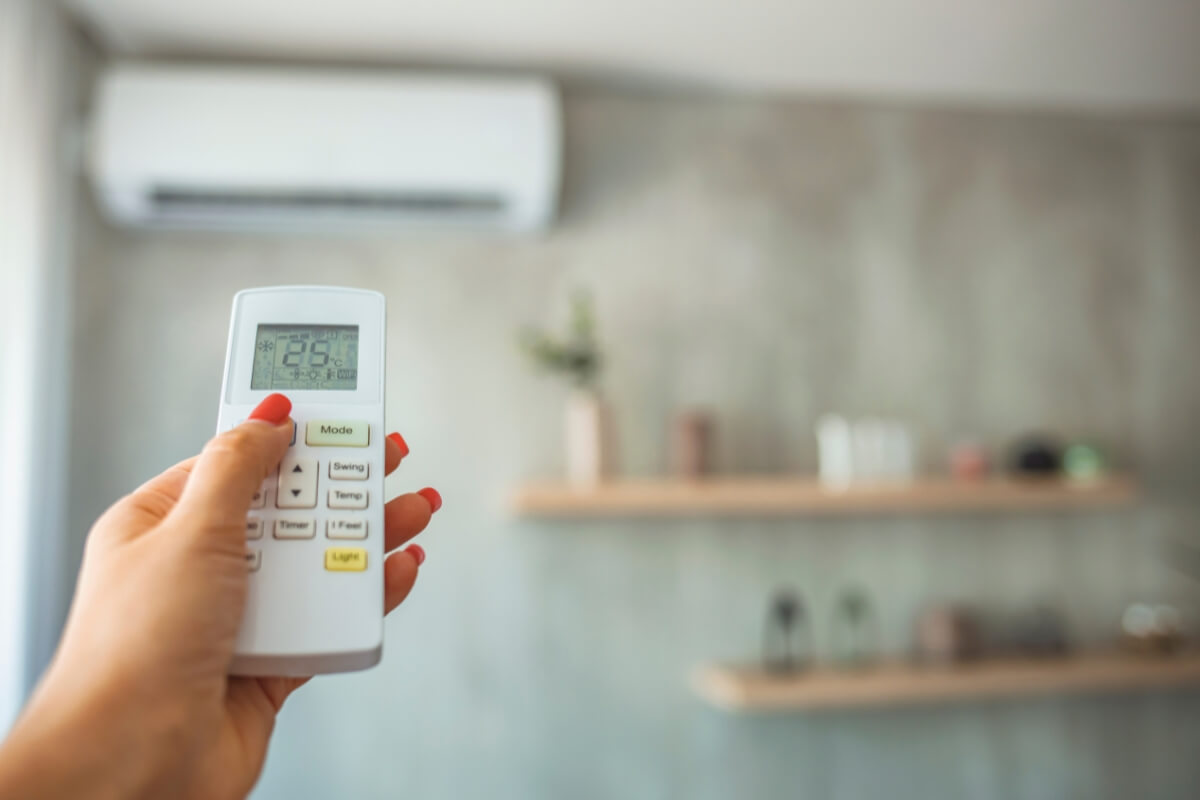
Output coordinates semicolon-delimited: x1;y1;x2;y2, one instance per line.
86;65;561;232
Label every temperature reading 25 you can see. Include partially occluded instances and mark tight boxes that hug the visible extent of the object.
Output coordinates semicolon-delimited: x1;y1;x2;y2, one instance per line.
281;339;342;367
252;324;359;392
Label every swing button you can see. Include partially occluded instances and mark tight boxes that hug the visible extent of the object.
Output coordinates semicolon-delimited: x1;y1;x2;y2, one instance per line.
306;421;369;447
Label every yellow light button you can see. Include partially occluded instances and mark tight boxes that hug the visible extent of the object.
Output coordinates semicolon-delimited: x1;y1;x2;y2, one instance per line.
325;547;368;572
306;420;369;447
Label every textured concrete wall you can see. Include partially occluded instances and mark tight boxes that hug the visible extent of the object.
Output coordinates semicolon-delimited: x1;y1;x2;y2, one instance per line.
68;92;1200;799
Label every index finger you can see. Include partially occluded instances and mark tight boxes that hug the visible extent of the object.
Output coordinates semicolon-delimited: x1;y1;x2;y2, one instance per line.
385;432;409;476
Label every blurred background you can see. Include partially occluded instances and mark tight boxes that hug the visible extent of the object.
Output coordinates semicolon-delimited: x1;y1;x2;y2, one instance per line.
3;1;1200;798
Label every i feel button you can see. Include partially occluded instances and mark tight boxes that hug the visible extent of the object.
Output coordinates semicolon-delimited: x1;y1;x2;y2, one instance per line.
306;420;369;447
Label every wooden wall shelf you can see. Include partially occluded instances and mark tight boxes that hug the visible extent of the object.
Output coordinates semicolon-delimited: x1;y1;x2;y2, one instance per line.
691;653;1200;712
510;476;1137;517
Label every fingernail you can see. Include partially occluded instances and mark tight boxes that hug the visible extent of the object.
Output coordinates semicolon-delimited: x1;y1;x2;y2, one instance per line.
248;393;292;425
387;432;410;459
407;544;426;566
418;487;442;513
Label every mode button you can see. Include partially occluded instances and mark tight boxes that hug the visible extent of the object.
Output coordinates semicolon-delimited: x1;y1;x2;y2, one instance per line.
306;420;369;447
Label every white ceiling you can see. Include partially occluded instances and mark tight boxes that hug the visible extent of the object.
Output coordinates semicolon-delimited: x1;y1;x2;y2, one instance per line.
65;0;1200;110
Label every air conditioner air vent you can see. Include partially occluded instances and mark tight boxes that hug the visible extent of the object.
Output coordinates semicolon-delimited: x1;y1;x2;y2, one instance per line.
149;187;507;217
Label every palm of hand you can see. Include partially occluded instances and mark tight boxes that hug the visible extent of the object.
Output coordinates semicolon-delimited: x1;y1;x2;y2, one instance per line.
27;420;430;799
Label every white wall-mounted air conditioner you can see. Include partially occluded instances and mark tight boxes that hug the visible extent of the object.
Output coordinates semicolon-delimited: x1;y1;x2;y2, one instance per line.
87;65;561;232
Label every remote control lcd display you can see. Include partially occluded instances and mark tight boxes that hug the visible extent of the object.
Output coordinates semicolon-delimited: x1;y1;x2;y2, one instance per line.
251;324;359;391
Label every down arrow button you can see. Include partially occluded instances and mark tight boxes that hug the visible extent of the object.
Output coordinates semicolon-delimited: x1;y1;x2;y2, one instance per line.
276;455;317;509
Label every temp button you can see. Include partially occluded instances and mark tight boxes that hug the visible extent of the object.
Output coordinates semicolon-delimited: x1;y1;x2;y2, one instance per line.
329;488;368;509
306;420;369;447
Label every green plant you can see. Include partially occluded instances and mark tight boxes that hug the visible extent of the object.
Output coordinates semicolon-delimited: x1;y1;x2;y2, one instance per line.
519;291;602;389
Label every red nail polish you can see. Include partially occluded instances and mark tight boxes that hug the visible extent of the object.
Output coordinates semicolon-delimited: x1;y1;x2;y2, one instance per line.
407;544;426;566
248;393;291;425
387;432;410;459
418;487;442;513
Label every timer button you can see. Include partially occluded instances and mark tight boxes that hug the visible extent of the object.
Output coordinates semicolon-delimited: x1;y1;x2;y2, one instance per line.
306;420;369;447
274;519;315;539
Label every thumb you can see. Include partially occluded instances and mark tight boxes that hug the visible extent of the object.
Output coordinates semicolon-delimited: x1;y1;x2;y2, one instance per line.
170;394;294;536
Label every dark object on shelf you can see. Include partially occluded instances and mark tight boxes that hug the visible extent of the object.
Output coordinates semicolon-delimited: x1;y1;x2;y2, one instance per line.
915;604;983;663
1122;603;1185;655
763;588;812;674
831;587;880;667
1010;435;1063;476
1009;606;1070;657
672;410;713;478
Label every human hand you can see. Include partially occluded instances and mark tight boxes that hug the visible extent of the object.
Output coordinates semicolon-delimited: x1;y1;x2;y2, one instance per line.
0;393;441;800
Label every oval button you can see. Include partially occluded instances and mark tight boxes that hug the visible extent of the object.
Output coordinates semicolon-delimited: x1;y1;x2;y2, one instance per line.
325;547;367;571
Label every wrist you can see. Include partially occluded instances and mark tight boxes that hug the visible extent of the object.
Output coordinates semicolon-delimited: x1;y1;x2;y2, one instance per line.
0;665;185;800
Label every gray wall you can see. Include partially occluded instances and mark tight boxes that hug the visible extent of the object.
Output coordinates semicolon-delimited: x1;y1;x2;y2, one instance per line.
68;91;1200;799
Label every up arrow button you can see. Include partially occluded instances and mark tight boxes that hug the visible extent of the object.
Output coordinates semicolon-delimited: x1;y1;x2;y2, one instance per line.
306;420;369;447
276;456;317;508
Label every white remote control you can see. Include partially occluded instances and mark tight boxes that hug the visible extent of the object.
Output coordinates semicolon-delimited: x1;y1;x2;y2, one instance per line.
217;286;386;676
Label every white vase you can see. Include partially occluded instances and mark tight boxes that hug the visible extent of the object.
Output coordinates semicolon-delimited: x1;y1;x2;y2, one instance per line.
565;390;610;487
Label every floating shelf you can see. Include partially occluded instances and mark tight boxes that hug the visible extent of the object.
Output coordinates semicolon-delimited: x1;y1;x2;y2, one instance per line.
510;476;1137;517
691;652;1200;712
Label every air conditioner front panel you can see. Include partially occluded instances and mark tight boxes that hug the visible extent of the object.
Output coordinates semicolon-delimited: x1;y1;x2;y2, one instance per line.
88;66;561;231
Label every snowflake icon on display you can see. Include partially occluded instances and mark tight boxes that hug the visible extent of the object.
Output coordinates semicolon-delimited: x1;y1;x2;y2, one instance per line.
257;340;275;353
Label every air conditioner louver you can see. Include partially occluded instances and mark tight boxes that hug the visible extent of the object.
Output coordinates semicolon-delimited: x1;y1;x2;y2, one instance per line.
149;187;508;217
